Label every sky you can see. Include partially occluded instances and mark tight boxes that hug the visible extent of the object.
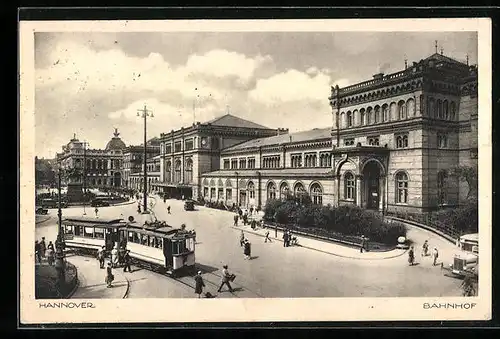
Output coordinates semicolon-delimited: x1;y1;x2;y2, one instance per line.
34;31;477;159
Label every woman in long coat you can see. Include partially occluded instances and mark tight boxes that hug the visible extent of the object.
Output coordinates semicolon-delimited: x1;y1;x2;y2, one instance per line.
243;240;251;260
111;245;119;268
105;262;114;288
194;271;205;298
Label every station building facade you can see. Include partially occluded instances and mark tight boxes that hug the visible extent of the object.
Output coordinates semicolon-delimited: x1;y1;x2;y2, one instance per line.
200;52;478;214
157;114;286;200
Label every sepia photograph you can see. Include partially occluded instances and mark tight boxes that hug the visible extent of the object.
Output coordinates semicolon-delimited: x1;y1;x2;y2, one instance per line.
19;18;492;324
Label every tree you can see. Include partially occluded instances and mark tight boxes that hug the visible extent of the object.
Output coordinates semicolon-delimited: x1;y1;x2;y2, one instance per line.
449;165;478;199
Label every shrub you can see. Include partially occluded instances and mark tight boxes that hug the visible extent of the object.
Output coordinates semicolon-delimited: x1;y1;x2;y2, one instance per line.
436;198;478;234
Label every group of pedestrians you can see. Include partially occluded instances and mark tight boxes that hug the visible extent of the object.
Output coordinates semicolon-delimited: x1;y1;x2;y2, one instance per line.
282;229;297;247
408;240;439;266
97;244;133;288
34;237;55;266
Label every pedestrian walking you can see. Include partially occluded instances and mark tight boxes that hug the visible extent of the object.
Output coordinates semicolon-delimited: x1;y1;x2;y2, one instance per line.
243;213;248;226
233;214;239;226
97;246;105;269
422;240;429;257
217;265;234;293
123;250;132;273
194;271;205;298
283;231;289;247
46;247;55;266
432;247;439;266
360;235;366;253
286;230;292;247
40;237;47;259
264;231;272;243
167;205;171;214
94;207;99;218
35;240;41;264
250;207;254;215
47;241;54;251
243;239;252;260
137;204;142;214
111;245;119;268
408;246;415;266
163;196;166;204
105;262;114;288
239;231;245;247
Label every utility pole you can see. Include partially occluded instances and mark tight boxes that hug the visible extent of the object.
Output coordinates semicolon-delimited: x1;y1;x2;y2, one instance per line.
137;105;154;214
55;167;66;287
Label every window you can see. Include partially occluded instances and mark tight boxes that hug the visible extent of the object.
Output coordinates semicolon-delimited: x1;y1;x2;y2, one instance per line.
319;153;332;167
344;138;355;146
360;109;366;125
231;159;238;169
382;104;389;122
374;106;380;124
368;136;380;146
450;102;456;120
437;99;443;119
165;161;171;183
248;182;255;199
84;227;94;238
294;183;306;201
310;183;323;205
239;159;247;169
437;171;448;205
367;107;373;124
304;153;317;167
280;182;289;199
437;133;448;148
165;143;172;154
226;188;232;201
210;187;216;200
223;159;230;169
267;182;277;200
174;160;181;183
217;188;224;200
398;101;406;120
174;141;182;153
263;156;280;169
344;172;355;200
247;158;256;169
346;111;353;127
291;154;302;168
396;171;409;204
184;158;193;183
185;139;194;151
395;134;409;148
443;100;449;120
203;187;209;198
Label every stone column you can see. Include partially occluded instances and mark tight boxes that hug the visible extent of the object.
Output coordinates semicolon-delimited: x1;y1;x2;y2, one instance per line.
379;175;386;212
332;175;339;207
356;175;363;207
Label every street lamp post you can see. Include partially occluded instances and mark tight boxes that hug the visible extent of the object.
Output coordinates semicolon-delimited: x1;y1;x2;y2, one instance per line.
54;167;66;287
137;105;154;214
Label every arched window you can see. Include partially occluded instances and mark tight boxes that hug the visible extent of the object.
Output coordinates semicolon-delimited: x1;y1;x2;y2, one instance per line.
86;159;91;169
437;170;448;205
382;104;389;122
344;172;355;200
443;100;449;120
184;158;193;183
366;107;373;125
406;98;415;118
374;106;380;124
450;102;456;120
174;160;182;183
280;182;289;200
396;171;409;204
428;97;435;117
165;161;172;183
247;182;255;199
437;99;443;119
92;159;97;169
310;183;323;205
294;183;306;202
396;134;409;148
346;111;353;127
398;100;406;120
360;109;366;126
267;182;277;200
98;159;103;169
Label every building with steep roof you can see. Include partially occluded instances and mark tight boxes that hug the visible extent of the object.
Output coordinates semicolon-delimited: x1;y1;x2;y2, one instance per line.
200;51;478;214
156;113;287;200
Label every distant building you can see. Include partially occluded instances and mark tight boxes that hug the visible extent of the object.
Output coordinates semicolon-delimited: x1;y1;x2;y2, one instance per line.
122;137;161;190
157;114;287;200
56;128;127;190
200;52;478;214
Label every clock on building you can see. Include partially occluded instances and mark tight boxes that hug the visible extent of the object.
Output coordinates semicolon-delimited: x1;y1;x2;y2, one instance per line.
201;137;208;148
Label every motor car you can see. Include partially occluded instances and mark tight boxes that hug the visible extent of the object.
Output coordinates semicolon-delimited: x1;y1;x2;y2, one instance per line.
35;206;48;215
41;198;68;208
184;200;196;211
91;198;110;207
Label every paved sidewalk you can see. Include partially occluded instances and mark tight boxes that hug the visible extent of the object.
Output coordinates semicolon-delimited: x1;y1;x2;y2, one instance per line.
67;255;130;299
233;224;407;260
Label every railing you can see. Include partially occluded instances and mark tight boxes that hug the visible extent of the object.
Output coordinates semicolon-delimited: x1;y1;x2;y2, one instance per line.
339;69;417;94
385;210;463;240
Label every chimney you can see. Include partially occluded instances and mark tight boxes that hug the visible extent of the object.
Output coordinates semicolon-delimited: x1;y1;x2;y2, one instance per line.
373;73;384;81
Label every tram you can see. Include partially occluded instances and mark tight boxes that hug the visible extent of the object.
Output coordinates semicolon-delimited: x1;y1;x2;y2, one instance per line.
61;216;196;276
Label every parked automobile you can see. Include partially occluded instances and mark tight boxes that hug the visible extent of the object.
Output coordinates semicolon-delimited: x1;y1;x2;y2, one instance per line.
35;206;48;215
184;200;196;211
41;198;68;208
91;198;110;207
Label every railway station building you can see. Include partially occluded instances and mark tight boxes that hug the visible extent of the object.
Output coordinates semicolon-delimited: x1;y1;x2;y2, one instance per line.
200;52;478;214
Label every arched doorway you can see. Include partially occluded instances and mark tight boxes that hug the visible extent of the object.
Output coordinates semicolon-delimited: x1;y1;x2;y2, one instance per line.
362;160;383;210
113;172;121;187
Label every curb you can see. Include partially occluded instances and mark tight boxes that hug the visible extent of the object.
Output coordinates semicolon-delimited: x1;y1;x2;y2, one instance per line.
385;217;457;244
232;226;407;261
35;216;51;224
66;277;80;299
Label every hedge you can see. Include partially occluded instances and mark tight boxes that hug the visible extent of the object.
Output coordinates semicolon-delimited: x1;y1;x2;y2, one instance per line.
264;198;406;245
